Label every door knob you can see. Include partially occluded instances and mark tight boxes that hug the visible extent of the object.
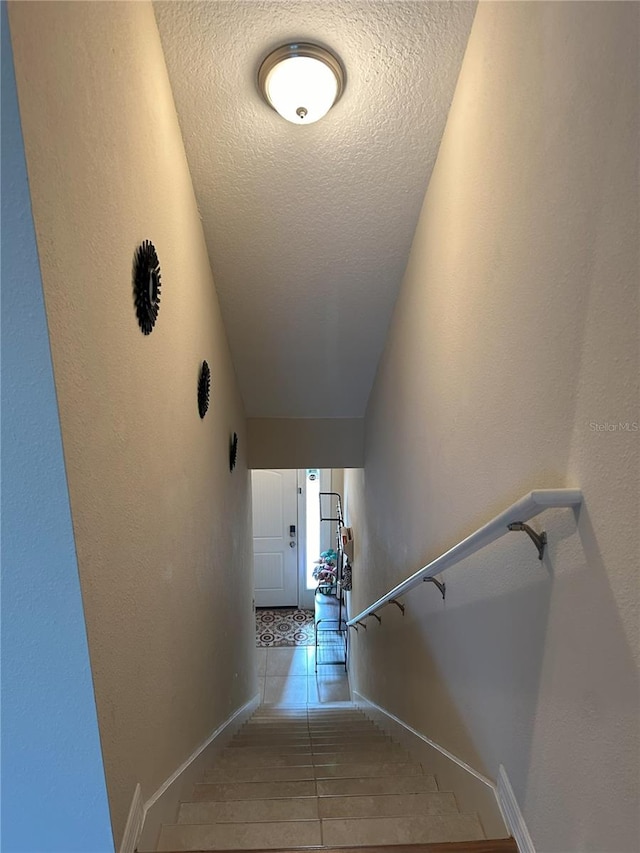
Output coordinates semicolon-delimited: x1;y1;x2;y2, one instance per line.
289;540;296;548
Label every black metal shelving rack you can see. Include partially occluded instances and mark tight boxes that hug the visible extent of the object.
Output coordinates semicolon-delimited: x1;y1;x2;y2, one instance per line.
314;492;348;672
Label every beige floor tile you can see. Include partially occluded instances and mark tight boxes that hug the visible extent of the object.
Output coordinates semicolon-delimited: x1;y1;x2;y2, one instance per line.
266;647;309;676
263;675;308;705
307;677;320;704
321;814;484;846
317;775;439;796
256;648;267;676
318;791;458;818
178;796;319;823
192;779;317;801
315;679;351;703
157;819;322;851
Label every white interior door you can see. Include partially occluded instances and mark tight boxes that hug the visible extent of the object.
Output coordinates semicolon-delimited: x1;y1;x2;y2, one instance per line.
252;469;298;607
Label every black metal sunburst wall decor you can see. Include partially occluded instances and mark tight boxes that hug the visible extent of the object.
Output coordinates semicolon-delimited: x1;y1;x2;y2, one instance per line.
133;239;162;335
229;432;238;471
198;360;211;419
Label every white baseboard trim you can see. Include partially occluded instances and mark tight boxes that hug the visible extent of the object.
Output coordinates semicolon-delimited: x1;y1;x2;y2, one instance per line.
353;690;534;851
143;693;260;813
119;783;143;853
353;690;495;788
128;692;260;853
497;765;536;853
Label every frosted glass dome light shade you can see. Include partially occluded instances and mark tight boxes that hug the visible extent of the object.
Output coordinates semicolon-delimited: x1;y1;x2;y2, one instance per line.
258;44;345;125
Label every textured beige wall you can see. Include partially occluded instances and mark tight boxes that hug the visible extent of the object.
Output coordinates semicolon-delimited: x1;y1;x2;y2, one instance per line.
247;418;364;468
347;3;639;851
8;2;254;847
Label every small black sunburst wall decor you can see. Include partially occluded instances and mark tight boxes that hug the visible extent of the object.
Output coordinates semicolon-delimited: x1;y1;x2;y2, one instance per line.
133;240;161;334
229;432;238;471
198;360;211;419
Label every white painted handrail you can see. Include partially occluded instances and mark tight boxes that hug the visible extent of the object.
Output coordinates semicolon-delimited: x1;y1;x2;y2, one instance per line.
347;489;583;626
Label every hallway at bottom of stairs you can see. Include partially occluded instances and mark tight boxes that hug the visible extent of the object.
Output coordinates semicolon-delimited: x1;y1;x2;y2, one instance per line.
154;705;515;853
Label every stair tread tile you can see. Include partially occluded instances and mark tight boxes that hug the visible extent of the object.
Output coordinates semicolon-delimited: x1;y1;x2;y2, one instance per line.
157;819;321;851
319;792;458;818
314;761;424;779
213;752;313;767
178;796;319;824
321;814;485;847
312;744;400;754
192;780;317;802
317;775;439;796
227;743;313;753
312;750;410;765
204;765;315;783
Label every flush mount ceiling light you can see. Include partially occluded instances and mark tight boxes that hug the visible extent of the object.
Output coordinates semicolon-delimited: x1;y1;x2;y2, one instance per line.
258;43;345;125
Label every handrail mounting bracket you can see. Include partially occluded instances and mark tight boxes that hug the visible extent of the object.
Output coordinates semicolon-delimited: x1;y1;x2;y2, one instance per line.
508;521;547;560
424;577;446;599
389;599;405;615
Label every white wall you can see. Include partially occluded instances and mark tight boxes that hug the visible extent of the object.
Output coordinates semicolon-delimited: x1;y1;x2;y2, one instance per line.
347;3;639;851
8;2;254;847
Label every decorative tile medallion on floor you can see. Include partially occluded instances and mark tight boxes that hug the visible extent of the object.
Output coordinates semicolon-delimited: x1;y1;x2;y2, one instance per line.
256;608;314;647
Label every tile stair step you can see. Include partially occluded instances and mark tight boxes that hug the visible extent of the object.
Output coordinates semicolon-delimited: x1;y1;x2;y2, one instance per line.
232;734;390;746
221;742;406;757
203;762;425;783
315;762;425;780
204;765;315;784
239;729;312;735
318;792;459;818
241;721;311;728
157;814;486;851
241;723;378;729
180;792;458;823
178;795;319;823
229;741;313;751
309;728;382;736
226;741;391;753
213;752;313;767
308;711;367;715
255;716;358;722
157;818;322;851
308;728;382;735
311;750;411;765
212;748;411;769
226;743;314;753
317;775;439;796
191;779;317;802
158;843;517;853
307;724;381;730
321;814;485;846
311;739;395;749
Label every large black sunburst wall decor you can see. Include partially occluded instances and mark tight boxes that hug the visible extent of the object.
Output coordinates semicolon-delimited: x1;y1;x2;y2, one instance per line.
133;239;161;335
229;432;238;472
198;360;211;419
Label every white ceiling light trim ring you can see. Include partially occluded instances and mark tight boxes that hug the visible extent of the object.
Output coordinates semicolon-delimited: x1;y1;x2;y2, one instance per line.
258;42;345;125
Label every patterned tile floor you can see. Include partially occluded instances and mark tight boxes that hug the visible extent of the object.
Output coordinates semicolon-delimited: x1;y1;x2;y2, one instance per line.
255;608;314;647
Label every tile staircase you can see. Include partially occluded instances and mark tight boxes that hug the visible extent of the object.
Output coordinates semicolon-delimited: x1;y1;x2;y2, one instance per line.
155;706;516;852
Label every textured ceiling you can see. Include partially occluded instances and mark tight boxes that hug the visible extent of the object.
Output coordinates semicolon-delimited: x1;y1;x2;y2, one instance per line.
154;1;476;417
